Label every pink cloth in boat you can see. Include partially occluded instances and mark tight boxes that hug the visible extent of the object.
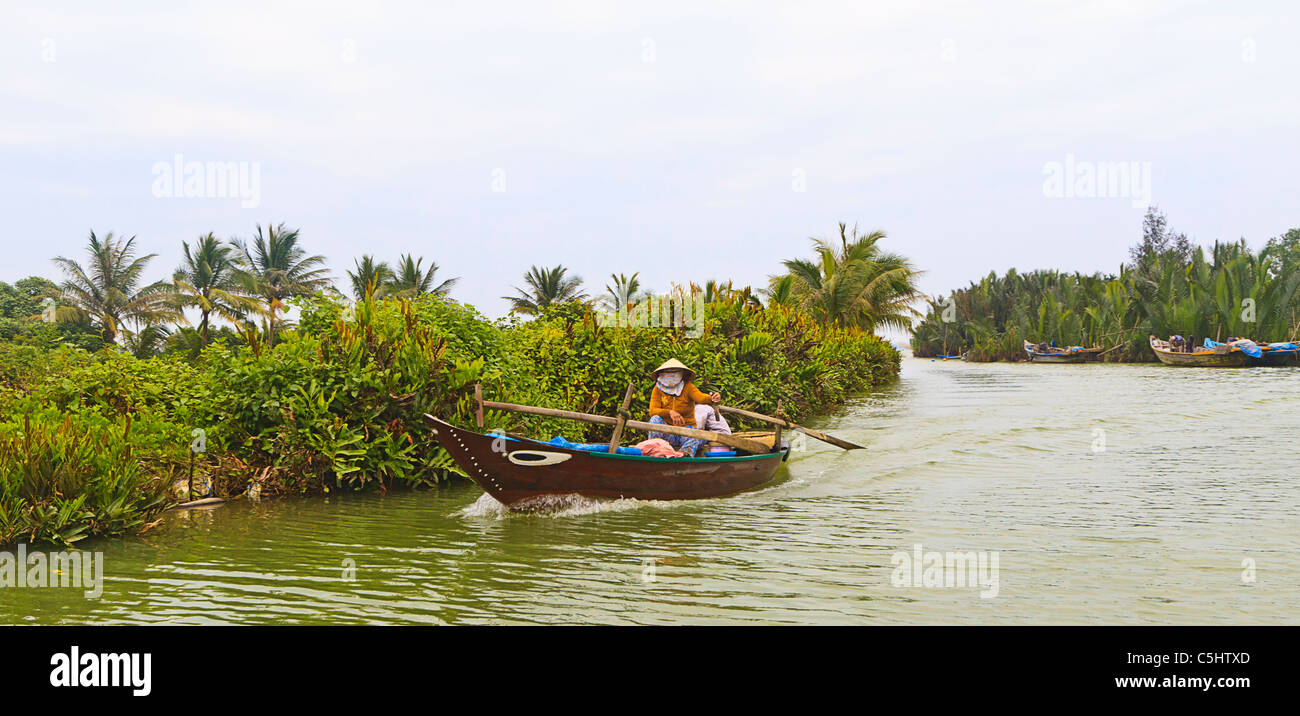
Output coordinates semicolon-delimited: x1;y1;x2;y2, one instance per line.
634;438;684;458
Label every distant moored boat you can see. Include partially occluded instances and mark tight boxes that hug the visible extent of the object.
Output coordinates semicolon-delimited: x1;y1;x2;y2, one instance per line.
1149;335;1249;367
1023;340;1104;363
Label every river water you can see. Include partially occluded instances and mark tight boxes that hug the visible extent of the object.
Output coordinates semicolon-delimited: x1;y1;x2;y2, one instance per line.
4;357;1297;624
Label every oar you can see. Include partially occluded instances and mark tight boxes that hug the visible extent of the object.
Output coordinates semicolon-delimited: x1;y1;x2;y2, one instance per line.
715;404;866;450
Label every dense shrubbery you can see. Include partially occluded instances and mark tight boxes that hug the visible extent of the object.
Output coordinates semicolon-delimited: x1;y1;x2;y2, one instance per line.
0;343;194;544
0;291;900;545
201;295;485;495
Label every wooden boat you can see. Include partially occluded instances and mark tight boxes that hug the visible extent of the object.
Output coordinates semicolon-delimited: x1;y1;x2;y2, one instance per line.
1023;340;1104;363
424;383;866;507
426;416;789;506
1149;335;1248;367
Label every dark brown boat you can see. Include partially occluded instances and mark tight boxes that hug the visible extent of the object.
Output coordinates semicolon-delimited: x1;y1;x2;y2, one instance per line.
427;416;790;507
1253;343;1300;366
1149;335;1248;367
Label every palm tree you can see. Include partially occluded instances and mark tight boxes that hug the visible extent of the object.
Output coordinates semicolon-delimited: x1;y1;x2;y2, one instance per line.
347;255;395;300
602;272;645;311
855;251;926;333
762;275;797;307
778;223;923;332
503;265;586;315
124;323;172;359
51;231;180;344
173;233;261;347
388;254;458;298
230;224;333;346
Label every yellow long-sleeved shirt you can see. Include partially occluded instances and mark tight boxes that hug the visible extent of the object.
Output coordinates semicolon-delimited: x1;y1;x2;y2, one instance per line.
649;382;713;427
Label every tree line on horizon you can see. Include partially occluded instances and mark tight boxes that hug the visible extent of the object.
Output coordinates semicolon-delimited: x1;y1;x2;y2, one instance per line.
0;221;924;358
911;207;1300;361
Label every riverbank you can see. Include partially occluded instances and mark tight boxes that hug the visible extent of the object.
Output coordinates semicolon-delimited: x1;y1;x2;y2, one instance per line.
916;337;1300;363
0;293;900;547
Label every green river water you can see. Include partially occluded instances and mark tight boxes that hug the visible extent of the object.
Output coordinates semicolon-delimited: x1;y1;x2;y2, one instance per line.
3;357;1297;624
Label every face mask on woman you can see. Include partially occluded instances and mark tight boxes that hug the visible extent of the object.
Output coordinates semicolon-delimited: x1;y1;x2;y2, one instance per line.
656;370;685;395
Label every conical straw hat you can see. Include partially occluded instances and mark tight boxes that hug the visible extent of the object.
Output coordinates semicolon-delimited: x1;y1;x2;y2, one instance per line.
652;358;694;380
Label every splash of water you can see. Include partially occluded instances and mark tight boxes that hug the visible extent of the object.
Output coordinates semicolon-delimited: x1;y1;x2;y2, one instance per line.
459;491;668;519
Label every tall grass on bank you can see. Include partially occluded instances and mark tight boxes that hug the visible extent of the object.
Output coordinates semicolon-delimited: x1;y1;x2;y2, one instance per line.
0;412;172;546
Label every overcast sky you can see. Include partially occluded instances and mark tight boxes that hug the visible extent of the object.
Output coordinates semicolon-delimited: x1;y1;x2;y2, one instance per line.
2;1;1297;327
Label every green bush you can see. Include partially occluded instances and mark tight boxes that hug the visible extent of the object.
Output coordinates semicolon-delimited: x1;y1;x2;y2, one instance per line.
0;410;174;546
205;295;482;494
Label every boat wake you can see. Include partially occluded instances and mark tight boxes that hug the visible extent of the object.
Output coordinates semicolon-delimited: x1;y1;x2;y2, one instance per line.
460;492;666;519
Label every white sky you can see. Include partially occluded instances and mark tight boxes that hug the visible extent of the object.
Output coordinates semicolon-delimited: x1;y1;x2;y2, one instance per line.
2;1;1297;329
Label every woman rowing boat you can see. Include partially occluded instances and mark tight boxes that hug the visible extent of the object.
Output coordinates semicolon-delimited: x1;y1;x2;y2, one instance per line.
646;358;723;457
424;372;863;506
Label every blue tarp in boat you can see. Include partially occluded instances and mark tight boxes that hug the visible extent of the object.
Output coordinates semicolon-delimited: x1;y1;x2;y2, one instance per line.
1203;338;1263;358
547;436;642;455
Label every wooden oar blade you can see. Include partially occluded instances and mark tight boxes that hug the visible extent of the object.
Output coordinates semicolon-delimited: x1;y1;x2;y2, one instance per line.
795;427;867;450
716;404;866;450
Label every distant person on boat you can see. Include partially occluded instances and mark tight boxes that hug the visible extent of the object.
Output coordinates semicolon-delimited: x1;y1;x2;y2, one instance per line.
647;358;723;457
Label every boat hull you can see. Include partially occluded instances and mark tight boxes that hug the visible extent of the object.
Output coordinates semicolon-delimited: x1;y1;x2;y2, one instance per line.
1149;337;1248;367
1023;341;1103;363
427;417;789;507
1026;352;1099;363
1152;351;1247;367
1251;348;1299;366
